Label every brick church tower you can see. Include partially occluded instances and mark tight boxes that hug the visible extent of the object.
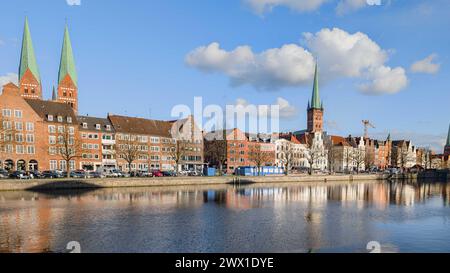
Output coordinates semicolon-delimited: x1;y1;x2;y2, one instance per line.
307;63;324;133
18;17;42;100
445;124;450;156
57;25;78;113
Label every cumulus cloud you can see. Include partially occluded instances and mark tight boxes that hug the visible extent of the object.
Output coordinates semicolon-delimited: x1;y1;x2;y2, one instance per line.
410;54;440;74
186;42;315;90
187;28;408;95
0;73;18;88
66;0;81;6
336;0;368;15
243;0;328;14
234;97;298;119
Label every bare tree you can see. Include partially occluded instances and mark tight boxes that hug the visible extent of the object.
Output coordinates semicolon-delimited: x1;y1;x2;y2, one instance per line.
364;149;375;171
248;144;274;176
169;140;186;175
115;134;144;174
54;124;83;178
306;136;324;176
281;144;295;176
204;140;227;176
350;148;365;174
0;116;16;166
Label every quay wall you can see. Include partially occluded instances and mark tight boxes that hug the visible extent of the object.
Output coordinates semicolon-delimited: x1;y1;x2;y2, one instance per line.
0;174;387;192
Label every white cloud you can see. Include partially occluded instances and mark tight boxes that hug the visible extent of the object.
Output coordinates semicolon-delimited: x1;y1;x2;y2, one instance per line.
336;0;367;15
186;42;315;90
410;54;440;74
244;0;328;14
0;73;18;88
359;66;408;95
234;97;298;118
187;28;408;94
66;0;81;6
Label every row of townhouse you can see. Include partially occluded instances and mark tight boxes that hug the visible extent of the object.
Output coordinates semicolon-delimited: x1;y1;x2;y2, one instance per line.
0;83;203;173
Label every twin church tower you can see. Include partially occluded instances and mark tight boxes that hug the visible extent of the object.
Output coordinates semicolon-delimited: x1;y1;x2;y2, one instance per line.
18;18;78;112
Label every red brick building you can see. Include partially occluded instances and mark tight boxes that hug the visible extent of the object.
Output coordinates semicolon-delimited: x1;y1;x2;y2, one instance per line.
204;128;275;174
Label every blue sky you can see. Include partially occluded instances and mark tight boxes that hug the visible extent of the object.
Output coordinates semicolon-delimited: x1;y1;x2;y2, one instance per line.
0;0;449;152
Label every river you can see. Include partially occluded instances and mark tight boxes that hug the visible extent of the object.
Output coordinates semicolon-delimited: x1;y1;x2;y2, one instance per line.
0;180;449;253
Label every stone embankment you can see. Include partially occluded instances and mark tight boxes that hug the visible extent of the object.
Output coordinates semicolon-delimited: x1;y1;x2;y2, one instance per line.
0;174;387;192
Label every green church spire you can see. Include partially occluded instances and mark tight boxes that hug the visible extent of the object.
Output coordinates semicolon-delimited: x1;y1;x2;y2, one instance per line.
310;62;321;109
19;17;40;83
58;25;77;87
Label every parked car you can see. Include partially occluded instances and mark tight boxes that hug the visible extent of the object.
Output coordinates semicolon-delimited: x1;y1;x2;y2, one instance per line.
28;170;44;179
42;170;63;179
0;169;9;179
86;171;103;179
152;170;164;177
141;171;154;177
70;171;87;178
162;171;176;177
187;170;202;176
9;171;31;180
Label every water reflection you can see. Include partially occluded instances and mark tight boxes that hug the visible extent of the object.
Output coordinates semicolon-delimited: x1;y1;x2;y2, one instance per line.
0;181;449;253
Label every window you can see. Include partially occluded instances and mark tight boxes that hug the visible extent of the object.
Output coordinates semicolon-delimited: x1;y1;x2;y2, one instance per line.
2;109;12;117
15;134;24;143
48;125;56;133
49;147;57;155
5;144;13;153
48;115;53;121
49;136;56;145
59;161;67;171
58;126;65;133
67;117;72;123
15;122;23;131
95;124;101;130
26;134;34;143
16;145;24;154
50;160;57;170
3;121;12;130
69;160;75;171
27;146;35;154
26;122;34;131
151;137;160;143
106;125;111;131
57;116;63;123
68;127;75;135
82;123;88;129
14;110;23;118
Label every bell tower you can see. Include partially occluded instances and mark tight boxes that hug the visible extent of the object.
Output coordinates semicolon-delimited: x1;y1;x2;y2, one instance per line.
18;17;42;100
57;25;78;113
307;63;323;133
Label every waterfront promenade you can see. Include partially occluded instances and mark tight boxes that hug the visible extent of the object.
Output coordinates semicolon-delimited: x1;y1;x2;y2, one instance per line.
0;174;387;192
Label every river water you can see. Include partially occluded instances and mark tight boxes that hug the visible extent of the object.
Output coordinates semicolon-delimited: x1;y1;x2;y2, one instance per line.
0;180;449;253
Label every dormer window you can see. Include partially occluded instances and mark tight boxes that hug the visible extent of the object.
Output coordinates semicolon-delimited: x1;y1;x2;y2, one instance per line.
106;125;111;131
48;115;54;121
67;117;72;123
57;116;63;123
82;123;88;129
96;124;101;130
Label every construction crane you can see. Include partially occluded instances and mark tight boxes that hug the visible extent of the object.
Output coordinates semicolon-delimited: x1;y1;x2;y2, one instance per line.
362;120;375;139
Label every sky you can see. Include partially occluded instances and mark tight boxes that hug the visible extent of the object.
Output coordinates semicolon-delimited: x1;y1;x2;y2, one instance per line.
0;0;449;152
